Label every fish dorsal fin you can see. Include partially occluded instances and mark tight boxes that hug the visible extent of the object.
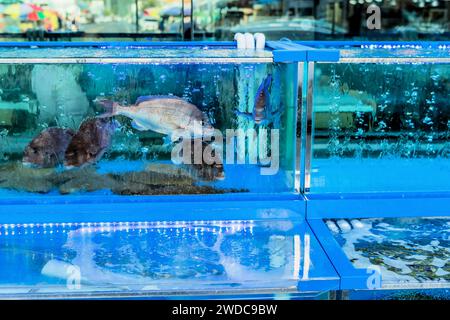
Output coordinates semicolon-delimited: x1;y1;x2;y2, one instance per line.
135;95;186;105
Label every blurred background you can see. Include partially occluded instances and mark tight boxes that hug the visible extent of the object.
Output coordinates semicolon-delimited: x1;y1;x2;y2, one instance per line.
0;0;448;41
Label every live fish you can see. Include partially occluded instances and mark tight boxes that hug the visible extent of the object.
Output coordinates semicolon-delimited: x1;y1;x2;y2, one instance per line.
235;74;273;125
185;139;225;181
64;118;118;168
23;127;75;168
96;95;215;141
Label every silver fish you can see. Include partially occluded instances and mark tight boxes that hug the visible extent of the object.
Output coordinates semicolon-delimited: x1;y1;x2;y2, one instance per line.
97;95;214;141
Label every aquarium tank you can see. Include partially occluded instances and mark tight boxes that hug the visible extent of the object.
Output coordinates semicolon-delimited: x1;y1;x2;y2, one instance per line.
0;41;347;298
305;43;450;194
0;40;449;299
298;42;450;297
0;43;299;197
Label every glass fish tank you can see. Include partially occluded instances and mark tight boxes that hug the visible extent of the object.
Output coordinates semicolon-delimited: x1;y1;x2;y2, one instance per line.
0;42;299;197
0;41;346;299
1;40;449;299
0;217;340;298
298;42;450;298
307;43;450;193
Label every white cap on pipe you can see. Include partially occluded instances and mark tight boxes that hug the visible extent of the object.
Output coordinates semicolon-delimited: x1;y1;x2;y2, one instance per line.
244;33;255;49
234;33;246;49
254;33;266;50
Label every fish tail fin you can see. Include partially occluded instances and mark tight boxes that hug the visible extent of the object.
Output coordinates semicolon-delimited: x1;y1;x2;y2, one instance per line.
95;98;120;118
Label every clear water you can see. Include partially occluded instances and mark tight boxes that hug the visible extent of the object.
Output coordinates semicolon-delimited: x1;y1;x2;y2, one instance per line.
311;57;450;193
327;217;450;289
0;219;338;297
308;44;450;60
0;46;274;60
0;50;297;196
339;46;450;60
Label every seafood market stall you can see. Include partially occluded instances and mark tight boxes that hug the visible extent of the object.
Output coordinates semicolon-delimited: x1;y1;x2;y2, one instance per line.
0;41;448;299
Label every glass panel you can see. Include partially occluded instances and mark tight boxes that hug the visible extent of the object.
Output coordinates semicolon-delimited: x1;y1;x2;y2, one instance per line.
0;46;297;197
0;0;140;33
325;217;450;289
310;47;450;193
0;0;185;41
1;1;449;41
194;0;450;41
0;219;338;297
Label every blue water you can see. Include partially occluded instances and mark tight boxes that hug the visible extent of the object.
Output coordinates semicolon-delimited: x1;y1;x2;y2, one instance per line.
312;55;450;194
0;219;338;296
339;46;450;59
310;158;450;193
0;47;273;60
0;58;297;196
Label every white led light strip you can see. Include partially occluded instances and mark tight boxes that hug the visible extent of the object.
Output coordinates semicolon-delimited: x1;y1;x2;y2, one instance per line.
0;220;256;237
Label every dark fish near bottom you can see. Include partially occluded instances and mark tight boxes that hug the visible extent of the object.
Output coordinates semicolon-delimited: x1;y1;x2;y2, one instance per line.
23;127;75;168
180;139;225;181
64;117;117;168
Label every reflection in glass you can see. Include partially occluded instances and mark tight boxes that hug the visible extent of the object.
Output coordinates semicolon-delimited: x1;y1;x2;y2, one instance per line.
0;1;448;41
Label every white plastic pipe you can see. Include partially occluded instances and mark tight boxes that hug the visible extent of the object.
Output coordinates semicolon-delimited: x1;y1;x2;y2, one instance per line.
41;259;78;281
244;33;255;49
337;219;352;233
350;219;365;229
254;33;266;50
234;33;246;49
326;220;340;233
